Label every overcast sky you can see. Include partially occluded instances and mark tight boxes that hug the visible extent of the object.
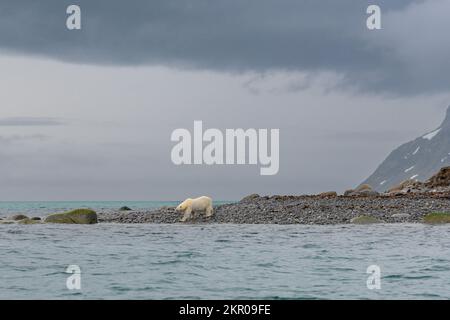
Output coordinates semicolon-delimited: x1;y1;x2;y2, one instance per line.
1;0;450;200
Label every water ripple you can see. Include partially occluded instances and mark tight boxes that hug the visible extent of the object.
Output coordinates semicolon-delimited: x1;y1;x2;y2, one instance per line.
1;223;450;299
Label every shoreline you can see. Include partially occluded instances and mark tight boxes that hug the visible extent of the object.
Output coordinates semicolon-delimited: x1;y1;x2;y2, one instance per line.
98;193;450;225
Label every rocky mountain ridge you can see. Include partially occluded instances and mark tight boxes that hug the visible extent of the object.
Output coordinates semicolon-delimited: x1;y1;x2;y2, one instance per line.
363;106;450;191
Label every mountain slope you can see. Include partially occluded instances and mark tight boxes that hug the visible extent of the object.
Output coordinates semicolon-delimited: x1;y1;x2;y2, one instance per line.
362;106;450;192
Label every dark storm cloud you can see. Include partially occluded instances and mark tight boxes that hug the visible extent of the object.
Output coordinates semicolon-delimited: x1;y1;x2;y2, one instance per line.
0;0;446;94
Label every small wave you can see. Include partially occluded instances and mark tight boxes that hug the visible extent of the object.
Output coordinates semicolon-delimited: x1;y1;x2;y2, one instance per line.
384;274;434;280
150;259;183;266
422;265;450;272
2;223;450;299
301;243;321;249
254;262;276;268
215;239;232;243
109;286;133;292
402;275;435;280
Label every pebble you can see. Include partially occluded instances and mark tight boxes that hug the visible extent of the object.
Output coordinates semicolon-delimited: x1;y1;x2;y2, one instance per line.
98;193;450;225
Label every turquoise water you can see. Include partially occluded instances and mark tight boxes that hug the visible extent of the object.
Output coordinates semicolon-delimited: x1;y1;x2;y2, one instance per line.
0;201;178;217
0;201;232;218
1;203;450;299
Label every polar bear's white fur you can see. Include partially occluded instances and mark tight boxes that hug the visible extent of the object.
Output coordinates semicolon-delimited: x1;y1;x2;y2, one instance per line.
175;196;213;222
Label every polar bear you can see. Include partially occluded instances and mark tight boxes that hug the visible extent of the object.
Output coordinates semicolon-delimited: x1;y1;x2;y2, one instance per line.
175;196;214;222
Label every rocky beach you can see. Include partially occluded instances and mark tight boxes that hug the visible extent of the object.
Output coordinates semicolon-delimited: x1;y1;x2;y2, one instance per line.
3;167;450;226
95;166;450;225
97;192;450;225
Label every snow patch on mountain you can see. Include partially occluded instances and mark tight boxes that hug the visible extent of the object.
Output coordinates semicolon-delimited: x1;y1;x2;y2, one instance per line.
423;128;441;140
362;105;450;191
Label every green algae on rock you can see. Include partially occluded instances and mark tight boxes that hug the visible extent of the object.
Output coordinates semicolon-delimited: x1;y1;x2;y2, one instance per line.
17;218;42;225
350;215;383;224
423;212;450;224
0;220;15;225
9;214;29;221
44;209;98;224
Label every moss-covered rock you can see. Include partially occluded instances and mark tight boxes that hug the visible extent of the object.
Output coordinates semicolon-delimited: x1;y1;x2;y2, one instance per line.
17;218;42;225
355;184;373;192
9;214;29;221
423;212;450;224
240;194;260;202
344;189;354;196
319;191;338;197
119;206;132;211
392;213;410;219
0;220;15;225
350;215;383;224
44;209;98;224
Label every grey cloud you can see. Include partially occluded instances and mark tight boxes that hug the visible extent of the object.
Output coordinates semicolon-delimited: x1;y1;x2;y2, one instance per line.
317;130;421;143
0;134;48;144
1;0;445;95
0;117;64;126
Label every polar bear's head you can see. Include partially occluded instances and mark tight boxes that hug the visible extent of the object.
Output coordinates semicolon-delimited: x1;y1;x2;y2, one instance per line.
175;199;191;212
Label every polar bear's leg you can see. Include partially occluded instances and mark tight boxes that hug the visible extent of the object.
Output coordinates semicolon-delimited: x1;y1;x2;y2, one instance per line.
180;208;192;222
205;206;214;217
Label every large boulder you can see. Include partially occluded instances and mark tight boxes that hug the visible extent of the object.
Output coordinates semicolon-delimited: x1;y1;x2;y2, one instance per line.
391;213;411;223
17;218;42;225
0;220;15;225
388;179;424;194
44;209;98;224
318;191;338;197
354;184;373;192
240;194;260;203
119;206;132;211
356;189;380;197
346;184;379;197
9;214;29;221
425;166;450;188
344;189;354;196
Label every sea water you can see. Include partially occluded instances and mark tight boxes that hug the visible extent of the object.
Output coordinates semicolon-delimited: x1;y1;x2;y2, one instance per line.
1;202;450;299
